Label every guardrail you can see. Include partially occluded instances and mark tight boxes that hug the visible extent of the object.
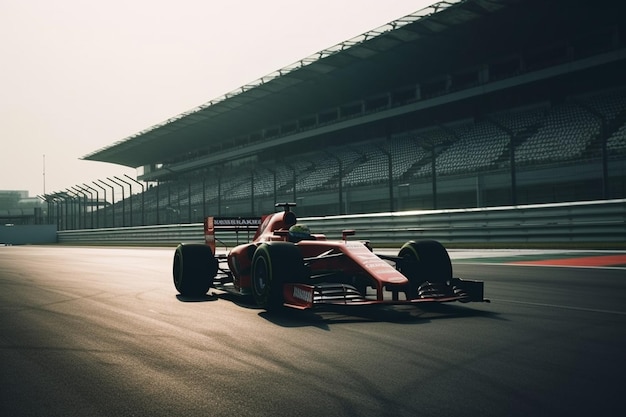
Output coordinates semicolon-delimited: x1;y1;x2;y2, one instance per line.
57;199;626;248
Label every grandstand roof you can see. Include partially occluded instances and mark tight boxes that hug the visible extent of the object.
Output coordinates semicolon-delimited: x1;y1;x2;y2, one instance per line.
82;0;523;168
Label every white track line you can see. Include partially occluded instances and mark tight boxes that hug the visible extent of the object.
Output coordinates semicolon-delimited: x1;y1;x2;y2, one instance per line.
491;298;626;316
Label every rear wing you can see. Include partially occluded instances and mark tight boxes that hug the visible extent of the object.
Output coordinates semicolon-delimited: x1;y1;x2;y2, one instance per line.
204;216;264;253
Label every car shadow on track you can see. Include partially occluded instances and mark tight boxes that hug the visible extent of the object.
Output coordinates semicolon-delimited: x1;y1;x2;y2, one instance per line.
259;304;501;329
175;293;219;303
212;291;264;310
175;291;503;328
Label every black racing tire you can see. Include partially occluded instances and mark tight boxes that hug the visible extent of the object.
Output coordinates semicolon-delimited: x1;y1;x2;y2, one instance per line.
173;243;218;296
397;240;453;297
251;242;305;311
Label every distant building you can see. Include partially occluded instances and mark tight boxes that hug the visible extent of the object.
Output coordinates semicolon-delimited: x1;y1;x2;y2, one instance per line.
0;190;42;210
0;190;44;225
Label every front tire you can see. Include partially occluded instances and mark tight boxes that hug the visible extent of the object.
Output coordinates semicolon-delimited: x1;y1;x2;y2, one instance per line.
397;240;453;298
251;242;305;310
173;243;218;296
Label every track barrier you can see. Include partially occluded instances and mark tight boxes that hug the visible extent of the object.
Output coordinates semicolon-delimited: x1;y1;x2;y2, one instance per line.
54;199;626;248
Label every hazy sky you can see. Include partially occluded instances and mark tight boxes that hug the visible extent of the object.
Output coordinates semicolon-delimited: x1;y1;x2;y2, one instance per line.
1;0;435;199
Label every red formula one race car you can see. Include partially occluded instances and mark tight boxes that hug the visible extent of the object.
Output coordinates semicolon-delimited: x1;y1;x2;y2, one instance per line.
173;203;488;310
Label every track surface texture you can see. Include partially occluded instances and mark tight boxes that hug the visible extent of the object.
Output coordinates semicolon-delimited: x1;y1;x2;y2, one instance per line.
1;246;624;417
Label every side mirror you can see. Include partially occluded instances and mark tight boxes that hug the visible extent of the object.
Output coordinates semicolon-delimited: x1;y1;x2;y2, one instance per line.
342;230;356;240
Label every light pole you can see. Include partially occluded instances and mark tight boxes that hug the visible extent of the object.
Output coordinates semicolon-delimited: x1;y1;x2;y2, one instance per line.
124;174;145;226
98;179;116;228
376;145;394;212
94;181;109;228
397;183;410;211
156;180;160;225
65;189;79;229
72;186;89;229
115;176;133;226
286;164;297;203
49;194;62;227
202;177;207;221
54;192;70;230
107;177;126;227
82;184;99;228
250;171;255;215
187;181;192;222
76;185;94;228
325;151;344;215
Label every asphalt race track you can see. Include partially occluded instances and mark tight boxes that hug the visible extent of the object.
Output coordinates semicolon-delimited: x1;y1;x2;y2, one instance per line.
1;246;624;417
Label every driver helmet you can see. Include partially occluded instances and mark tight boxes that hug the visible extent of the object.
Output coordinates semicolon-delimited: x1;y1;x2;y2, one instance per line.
288;223;312;242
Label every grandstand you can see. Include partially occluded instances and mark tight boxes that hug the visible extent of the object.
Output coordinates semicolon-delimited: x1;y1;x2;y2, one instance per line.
42;0;626;229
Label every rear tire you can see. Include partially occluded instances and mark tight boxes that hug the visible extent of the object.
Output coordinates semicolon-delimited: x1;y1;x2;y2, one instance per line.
397;240;453;298
251;242;305;311
173;243;218;296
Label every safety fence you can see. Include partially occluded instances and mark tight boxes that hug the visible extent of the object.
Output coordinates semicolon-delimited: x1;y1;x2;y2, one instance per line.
55;199;626;248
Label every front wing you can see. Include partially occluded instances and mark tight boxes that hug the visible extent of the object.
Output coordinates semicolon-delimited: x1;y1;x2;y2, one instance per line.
282;278;488;310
